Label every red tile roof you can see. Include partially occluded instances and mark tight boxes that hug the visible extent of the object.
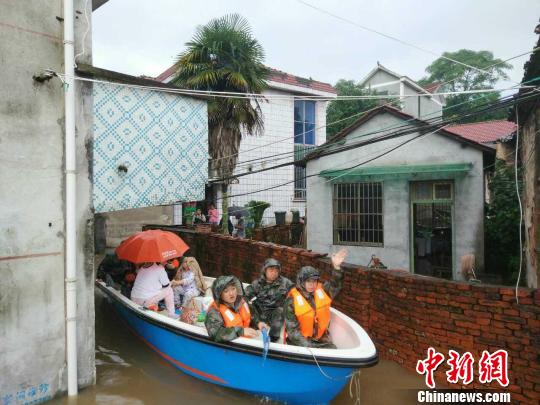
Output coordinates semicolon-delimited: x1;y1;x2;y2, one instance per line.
446;120;516;144
267;68;336;94
155;65;177;82
421;82;442;93
154;65;336;94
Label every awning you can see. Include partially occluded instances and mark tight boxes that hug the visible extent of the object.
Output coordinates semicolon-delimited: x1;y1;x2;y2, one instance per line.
319;163;473;182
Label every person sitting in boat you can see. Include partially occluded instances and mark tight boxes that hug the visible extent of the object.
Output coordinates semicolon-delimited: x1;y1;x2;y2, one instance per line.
171;257;207;308
244;258;294;342
283;249;347;348
205;275;268;342
130;262;179;319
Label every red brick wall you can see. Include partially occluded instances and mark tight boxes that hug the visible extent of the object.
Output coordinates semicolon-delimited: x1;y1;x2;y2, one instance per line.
159;228;540;403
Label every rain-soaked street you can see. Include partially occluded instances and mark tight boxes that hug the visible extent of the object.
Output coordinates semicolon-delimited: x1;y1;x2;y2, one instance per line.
50;289;425;405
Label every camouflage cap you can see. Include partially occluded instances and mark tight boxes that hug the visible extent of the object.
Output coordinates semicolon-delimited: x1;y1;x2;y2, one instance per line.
296;266;320;286
261;258;281;275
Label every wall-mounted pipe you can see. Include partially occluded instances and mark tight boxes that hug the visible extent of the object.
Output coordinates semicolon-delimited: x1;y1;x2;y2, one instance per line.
63;0;78;396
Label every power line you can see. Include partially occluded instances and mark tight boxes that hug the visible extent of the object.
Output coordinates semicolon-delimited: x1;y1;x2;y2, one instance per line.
296;0;525;78
216;90;537;202
215;90;537;184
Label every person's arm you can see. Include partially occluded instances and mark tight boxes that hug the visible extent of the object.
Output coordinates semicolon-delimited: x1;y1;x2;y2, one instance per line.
158;268;171;288
204;307;244;342
283;296;311;347
323;249;347;299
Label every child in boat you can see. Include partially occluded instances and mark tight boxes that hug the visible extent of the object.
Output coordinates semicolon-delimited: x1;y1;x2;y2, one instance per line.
282;248;347;348
171;257;207;308
205;275;268;342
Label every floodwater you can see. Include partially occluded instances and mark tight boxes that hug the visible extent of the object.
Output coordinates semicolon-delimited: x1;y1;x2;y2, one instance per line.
51;291;425;405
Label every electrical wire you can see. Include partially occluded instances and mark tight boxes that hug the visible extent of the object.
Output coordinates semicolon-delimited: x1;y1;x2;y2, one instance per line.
215;90;538;184
215;90;538;202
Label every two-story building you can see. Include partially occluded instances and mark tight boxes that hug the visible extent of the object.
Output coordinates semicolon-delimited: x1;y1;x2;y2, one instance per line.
155;65;337;223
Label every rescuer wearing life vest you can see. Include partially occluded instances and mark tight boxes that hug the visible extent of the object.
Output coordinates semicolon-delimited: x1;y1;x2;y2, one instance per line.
205;275;269;342
283;248;347;348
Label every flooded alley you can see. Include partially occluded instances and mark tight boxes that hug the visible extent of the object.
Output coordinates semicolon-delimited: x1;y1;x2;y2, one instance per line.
51;290;424;405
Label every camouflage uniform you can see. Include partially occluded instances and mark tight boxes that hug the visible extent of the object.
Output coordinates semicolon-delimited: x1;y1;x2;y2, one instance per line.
283;265;343;348
244;258;294;341
205;275;260;343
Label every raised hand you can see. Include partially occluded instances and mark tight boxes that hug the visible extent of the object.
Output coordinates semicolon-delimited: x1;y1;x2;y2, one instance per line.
331;248;348;269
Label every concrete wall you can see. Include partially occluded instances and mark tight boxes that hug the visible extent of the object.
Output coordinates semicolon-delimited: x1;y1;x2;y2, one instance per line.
228;88;329;223
0;0;94;401
306;112;485;279
402;82;442;120
364;69;400;94
364;70;442;120
520;106;540;288
98;206;174;248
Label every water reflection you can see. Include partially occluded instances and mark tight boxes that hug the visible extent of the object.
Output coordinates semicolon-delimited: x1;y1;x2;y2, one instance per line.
51;291;423;405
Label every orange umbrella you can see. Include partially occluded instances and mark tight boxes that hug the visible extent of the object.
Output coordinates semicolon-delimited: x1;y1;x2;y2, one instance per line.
115;230;189;264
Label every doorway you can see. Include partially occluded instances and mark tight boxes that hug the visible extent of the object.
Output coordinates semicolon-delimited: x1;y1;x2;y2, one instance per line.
411;181;453;279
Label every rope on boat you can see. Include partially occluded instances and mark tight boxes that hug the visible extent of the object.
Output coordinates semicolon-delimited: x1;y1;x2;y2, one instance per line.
306;347;362;403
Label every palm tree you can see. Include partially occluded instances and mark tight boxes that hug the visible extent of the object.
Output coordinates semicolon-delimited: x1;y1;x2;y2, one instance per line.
172;14;269;234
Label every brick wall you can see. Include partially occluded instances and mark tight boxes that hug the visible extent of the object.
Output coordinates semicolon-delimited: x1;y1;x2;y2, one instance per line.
154;227;540;403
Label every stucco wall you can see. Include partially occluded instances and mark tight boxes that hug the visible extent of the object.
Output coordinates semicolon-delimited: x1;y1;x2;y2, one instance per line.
0;0;94;401
306;112;485;278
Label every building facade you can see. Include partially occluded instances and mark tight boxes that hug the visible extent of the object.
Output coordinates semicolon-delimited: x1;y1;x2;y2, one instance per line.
1;0;96;400
156;66;336;223
305;106;493;280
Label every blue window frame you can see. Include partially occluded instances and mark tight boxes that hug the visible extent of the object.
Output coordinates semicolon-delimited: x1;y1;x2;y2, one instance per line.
294;101;316;145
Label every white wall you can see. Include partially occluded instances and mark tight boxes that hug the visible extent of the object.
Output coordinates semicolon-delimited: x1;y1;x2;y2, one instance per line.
306;112;485;278
229;88;328;223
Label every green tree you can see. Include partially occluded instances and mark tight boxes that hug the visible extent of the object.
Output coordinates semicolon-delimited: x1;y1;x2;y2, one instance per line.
419;49;512;123
326;80;385;140
485;160;523;285
172;14;269;234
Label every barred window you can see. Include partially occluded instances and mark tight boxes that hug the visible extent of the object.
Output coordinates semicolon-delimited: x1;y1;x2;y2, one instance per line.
332;182;383;246
294;164;306;200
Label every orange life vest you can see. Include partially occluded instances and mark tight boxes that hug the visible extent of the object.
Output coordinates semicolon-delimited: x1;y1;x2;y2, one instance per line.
210;299;251;328
288;284;331;340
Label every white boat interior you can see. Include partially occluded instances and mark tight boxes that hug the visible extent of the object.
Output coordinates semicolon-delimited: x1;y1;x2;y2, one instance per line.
97;276;377;362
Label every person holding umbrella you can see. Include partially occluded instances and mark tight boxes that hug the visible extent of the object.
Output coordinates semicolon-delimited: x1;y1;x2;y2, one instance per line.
115;229;190;320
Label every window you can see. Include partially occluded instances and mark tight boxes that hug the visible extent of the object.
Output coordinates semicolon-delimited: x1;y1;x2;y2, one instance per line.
294;165;306;200
332;182;384;246
294;101;315;200
294;101;315;145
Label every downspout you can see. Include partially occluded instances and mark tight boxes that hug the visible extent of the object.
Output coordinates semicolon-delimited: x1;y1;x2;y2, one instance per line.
63;0;78;396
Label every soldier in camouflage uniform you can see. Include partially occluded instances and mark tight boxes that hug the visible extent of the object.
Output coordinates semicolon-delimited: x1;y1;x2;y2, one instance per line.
244;258;294;342
205;275;268;343
283;249;347;348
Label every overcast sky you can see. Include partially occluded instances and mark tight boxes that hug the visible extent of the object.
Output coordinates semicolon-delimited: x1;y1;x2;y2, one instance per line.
92;0;539;88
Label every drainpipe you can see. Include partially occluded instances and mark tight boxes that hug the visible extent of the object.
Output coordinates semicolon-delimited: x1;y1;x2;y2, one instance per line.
63;0;78;396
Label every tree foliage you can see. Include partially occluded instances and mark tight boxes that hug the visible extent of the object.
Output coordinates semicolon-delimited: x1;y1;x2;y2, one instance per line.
419;49;512;123
326;80;394;140
172;14;269;233
484;160;523;284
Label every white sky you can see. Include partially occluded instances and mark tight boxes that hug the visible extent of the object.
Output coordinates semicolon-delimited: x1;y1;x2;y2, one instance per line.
92;0;539;88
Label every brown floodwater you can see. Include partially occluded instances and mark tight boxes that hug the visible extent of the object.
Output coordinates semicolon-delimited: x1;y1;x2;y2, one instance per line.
51;290;425;405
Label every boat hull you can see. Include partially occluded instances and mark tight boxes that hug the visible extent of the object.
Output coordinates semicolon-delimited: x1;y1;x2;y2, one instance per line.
98;282;377;404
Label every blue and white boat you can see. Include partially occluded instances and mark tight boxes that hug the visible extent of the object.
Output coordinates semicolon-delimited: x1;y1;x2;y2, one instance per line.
96;278;378;405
